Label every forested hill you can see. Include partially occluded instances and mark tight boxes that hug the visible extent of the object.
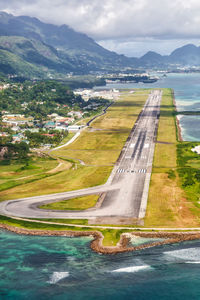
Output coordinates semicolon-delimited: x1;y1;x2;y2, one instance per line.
0;12;136;78
0;11;200;79
0;81;85;119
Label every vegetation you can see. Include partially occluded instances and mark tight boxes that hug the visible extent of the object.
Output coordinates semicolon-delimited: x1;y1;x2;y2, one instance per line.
0;141;29;161
0;156;62;192
177;143;200;210
0;81;82;118
40;195;99;210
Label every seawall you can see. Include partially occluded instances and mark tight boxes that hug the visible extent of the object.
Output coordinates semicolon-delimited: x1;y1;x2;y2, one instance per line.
1;223;200;254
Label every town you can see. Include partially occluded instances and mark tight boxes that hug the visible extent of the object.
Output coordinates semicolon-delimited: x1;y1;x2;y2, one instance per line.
0;80;120;153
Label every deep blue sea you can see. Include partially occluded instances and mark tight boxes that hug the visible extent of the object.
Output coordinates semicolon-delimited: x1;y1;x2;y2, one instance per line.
2;229;200;300
98;73;200;141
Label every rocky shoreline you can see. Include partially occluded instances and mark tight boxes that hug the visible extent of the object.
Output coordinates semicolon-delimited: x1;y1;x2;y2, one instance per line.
1;223;200;254
172;90;183;142
176;115;183;142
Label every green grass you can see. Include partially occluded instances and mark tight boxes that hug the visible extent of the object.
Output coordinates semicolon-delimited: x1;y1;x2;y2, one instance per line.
0;157;58;193
0;165;112;200
36;218;89;225
177;142;200;210
40;195;99;210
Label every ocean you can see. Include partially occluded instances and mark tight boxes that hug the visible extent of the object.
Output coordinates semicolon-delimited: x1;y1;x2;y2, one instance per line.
1;229;200;300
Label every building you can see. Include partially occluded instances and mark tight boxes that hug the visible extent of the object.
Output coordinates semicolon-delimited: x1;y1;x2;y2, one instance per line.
67;125;82;132
44;121;56;129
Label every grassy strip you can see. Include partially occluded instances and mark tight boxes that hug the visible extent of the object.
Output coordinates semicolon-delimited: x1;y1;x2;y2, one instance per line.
40;195;99;211
36;218;89;225
145;89;200;227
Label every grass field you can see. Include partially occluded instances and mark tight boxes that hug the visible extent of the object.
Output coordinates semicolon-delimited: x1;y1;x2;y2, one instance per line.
40;194;99;210
145;89;200;227
0;157;60;193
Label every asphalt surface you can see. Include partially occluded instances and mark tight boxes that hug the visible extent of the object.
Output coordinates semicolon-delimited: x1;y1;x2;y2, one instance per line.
0;90;162;220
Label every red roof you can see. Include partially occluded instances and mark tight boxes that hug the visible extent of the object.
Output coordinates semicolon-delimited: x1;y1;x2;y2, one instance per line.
42;134;55;137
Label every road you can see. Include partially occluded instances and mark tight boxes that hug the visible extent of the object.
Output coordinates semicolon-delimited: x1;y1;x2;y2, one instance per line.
0;90;162;220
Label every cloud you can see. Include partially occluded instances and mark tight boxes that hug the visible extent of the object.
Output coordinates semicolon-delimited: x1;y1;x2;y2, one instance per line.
1;0;200;40
1;0;200;56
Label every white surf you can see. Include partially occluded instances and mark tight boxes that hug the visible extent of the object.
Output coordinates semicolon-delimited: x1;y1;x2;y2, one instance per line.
48;272;69;284
111;265;151;273
164;248;200;262
185;261;200;264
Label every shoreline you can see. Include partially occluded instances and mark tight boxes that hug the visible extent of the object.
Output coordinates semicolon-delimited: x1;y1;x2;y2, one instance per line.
1;223;200;254
172;90;183;141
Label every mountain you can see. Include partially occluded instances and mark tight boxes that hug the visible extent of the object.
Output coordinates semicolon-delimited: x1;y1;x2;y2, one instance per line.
0;11;137;77
0;11;200;79
0;35;79;77
169;44;200;65
140;51;167;67
138;45;200;67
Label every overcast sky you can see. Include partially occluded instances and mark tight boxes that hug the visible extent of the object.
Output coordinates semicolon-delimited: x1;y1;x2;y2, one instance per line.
1;0;200;57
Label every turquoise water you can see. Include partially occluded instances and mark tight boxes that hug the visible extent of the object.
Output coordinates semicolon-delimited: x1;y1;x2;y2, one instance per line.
2;229;200;299
97;73;200;141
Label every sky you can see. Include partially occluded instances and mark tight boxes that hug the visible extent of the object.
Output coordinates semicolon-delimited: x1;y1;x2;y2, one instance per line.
0;0;200;57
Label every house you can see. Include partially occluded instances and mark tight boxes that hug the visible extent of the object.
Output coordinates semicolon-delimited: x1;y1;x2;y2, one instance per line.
67;125;82;132
44;121;56;129
42;134;55;137
0;132;9;137
12;133;25;143
2;114;34;127
55;125;68;131
26;128;39;133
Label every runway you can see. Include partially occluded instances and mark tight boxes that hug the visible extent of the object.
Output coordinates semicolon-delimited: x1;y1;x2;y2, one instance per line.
0;90;162;220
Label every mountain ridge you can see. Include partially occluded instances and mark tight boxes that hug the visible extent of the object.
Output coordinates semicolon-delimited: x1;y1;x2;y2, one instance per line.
0;11;200;78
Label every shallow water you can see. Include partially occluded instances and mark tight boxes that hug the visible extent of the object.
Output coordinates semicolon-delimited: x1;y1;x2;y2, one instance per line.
2;229;200;299
96;73;200;141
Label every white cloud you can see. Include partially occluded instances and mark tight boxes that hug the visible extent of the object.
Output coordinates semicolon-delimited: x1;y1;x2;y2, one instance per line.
1;0;200;56
1;0;200;39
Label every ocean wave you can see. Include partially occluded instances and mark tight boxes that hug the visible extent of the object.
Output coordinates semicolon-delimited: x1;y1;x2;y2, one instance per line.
185;261;200;264
48;271;69;284
164;248;200;261
111;265;151;273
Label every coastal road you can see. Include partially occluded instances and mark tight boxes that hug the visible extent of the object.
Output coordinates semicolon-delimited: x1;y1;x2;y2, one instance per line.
0;90;162;220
